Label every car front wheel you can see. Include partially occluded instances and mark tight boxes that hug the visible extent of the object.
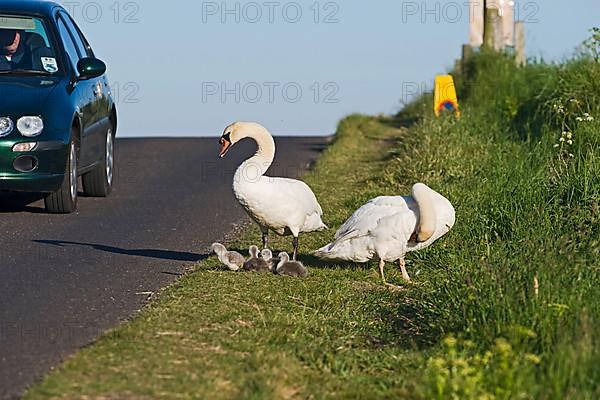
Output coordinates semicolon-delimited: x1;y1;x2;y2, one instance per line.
82;127;114;197
45;135;78;214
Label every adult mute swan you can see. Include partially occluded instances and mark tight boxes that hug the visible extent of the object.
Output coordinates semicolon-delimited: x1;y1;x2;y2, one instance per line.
218;122;328;260
313;183;455;284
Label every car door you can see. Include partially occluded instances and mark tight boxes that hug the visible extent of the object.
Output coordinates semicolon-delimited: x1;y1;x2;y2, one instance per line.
55;12;98;169
59;12;110;165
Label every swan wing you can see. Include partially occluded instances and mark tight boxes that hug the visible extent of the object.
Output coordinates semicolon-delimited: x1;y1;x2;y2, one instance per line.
335;196;411;240
314;196;415;262
273;177;323;214
237;176;325;233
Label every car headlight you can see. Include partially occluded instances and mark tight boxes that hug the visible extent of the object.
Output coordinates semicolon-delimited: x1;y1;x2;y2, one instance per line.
0;117;13;137
17;116;44;137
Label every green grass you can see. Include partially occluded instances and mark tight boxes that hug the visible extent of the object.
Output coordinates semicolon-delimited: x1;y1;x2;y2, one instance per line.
27;35;600;399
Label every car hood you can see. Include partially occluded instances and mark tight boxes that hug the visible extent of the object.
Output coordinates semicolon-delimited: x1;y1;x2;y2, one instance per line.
0;76;63;116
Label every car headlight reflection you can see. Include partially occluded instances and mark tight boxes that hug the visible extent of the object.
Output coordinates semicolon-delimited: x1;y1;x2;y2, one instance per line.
0;117;14;137
17;116;44;137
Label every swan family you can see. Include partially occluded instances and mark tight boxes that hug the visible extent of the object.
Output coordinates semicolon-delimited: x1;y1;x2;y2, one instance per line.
217;121;456;283
219;122;328;260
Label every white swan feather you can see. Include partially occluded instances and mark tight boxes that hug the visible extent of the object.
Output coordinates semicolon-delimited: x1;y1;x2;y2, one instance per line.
314;183;455;264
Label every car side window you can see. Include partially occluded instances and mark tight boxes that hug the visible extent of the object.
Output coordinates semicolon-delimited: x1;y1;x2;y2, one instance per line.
59;12;93;58
56;16;81;73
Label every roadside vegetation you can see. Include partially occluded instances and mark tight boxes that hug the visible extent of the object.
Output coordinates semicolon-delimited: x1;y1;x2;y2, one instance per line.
27;30;599;399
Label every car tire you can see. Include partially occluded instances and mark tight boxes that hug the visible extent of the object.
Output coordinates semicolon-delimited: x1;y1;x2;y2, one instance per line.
45;132;79;214
82;126;114;197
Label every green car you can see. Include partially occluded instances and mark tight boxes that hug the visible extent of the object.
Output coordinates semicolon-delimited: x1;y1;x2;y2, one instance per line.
0;1;117;213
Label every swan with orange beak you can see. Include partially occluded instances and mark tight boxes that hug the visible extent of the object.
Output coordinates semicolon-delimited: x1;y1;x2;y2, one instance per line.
218;122;327;260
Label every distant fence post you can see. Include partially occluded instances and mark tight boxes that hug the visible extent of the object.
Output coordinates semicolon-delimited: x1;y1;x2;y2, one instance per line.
484;8;503;51
482;1;491;48
515;21;526;66
483;8;500;49
462;44;474;61
460;44;473;76
454;59;463;78
469;0;484;48
492;10;504;51
501;0;515;49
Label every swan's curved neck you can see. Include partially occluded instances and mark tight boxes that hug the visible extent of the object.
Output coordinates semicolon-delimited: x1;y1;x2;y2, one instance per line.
236;127;276;180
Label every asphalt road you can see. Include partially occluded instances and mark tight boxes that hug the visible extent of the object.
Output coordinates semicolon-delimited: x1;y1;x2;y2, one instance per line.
0;136;329;399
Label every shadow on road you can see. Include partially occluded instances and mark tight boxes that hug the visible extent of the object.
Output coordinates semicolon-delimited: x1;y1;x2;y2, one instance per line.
33;239;205;263
0;192;46;213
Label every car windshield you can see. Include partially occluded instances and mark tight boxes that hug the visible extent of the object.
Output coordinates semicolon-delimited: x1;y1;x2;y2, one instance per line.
0;15;58;75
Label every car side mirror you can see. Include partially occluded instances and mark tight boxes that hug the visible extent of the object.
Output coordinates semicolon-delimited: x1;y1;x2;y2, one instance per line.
77;58;106;80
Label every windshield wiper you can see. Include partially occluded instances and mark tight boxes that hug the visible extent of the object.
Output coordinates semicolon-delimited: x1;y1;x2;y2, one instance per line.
0;69;52;76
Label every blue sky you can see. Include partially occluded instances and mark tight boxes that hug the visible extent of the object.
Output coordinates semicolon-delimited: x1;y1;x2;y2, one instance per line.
68;0;598;137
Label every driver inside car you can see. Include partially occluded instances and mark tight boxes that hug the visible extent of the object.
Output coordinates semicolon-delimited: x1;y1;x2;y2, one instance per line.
0;29;26;68
0;29;55;72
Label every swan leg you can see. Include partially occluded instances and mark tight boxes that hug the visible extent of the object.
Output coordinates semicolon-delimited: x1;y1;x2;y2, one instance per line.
378;258;387;283
261;228;269;250
399;258;411;282
292;236;299;261
381;258;403;290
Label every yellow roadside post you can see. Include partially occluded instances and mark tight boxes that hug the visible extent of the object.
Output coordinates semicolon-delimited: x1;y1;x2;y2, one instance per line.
434;75;460;118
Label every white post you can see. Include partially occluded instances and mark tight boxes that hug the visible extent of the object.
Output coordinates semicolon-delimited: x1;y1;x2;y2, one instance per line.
515;21;526;66
492;9;504;51
469;0;484;48
471;0;514;49
500;0;515;48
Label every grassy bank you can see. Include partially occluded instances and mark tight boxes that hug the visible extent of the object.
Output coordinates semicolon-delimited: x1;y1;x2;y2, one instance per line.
385;36;600;398
28;34;599;399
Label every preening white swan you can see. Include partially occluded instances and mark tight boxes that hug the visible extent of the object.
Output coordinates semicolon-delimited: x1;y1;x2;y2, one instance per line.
313;183;455;283
218;122;328;260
